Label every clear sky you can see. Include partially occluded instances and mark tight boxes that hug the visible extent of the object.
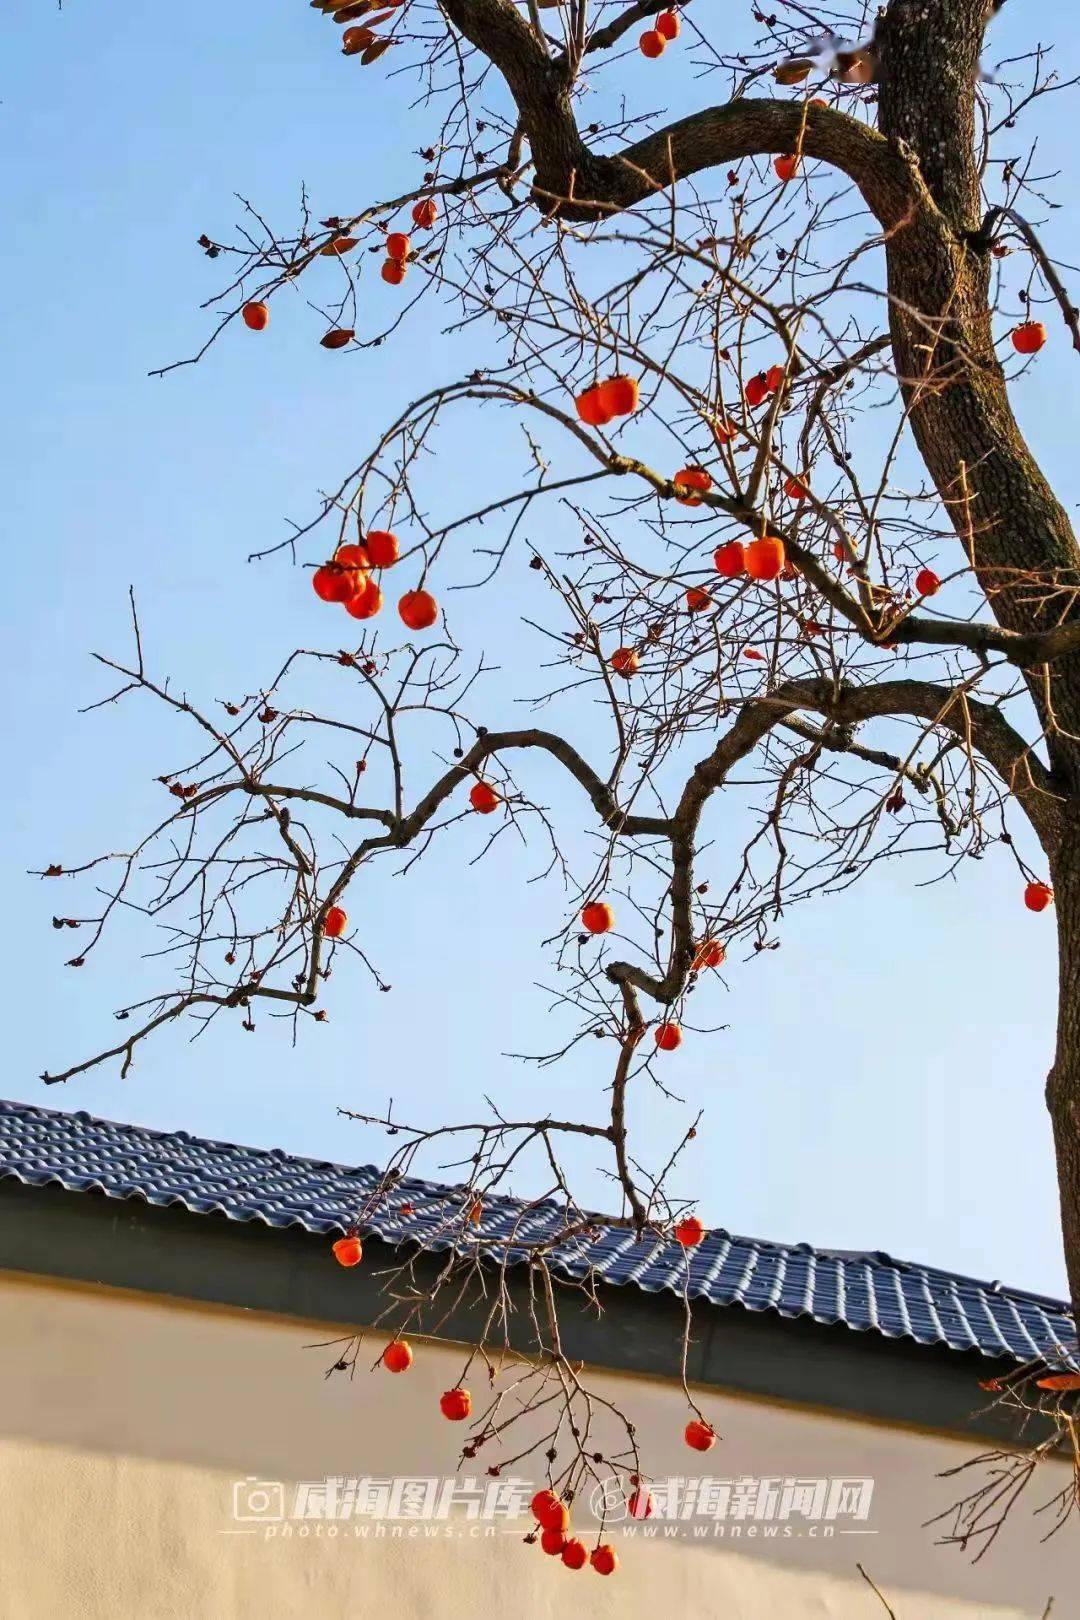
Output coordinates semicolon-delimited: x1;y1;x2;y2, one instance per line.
4;1;1078;1299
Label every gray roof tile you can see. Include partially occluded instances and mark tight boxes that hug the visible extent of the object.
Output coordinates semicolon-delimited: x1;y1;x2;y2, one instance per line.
0;1098;1073;1369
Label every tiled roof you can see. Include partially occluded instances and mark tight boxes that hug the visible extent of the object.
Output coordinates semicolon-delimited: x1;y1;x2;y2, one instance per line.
0;1097;1074;1369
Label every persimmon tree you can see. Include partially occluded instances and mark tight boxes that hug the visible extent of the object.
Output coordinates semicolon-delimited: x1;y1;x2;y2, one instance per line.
35;0;1080;1557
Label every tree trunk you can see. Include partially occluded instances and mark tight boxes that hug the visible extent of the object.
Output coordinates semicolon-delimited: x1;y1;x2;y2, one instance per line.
1048;846;1080;1316
876;0;1080;1324
878;0;1080;785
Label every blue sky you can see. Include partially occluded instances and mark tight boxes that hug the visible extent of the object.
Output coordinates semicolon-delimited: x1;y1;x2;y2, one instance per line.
4;1;1078;1297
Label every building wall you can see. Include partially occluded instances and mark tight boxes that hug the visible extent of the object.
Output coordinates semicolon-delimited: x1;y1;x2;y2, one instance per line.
0;1270;1070;1619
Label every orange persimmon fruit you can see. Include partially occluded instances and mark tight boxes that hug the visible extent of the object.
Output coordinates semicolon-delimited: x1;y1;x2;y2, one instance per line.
599;374;640;417
324;905;348;938
674;466;713;506
685;1418;716;1452
581;901;614;934
469;781;501;814
382;1340;413;1373
1011;321;1046;355
398;589;439;630
365;530;400;567
439;1388;471;1421
345;577;383;619
745;535;786;582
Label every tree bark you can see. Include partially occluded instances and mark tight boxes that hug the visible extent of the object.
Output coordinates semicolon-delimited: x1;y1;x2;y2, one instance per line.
877;0;1080;791
1048;839;1080;1313
876;0;1080;1315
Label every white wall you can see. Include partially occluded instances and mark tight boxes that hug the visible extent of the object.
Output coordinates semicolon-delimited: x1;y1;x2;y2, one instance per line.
0;1271;1071;1618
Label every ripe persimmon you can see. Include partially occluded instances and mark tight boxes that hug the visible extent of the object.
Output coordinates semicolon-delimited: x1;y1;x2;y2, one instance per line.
320;236;357;256
324;905;348;938
611;646;640;678
439;1387;471;1421
381;259;407;285
332;1235;363;1267
321;328;354;350
744;372;769;407
345;577;383;619
745;535;786;582
575;384;614;427
538;1498;570;1533
382;1340;413;1373
693;939;726;970
313;563;354;603
412;198;439;229
540;1527;566;1556
674;466;713;506
365;530;400;567
774;153;801;182
335;543;372;573
561;1539;587;1570
784;473;810;500
1025;881;1054;913
640;28;666;57
581;901;614;934
242;301;269;331
915;567;941;597
386;231;411;261
599;374;640;417
675;1214;704;1246
1011;321;1046;355
656;9;680;38
469;781;500;814
684;1418;716;1452
531;1489;559;1521
713;540;745;578
764;363;786;392
685;586;712;612
590;1545;618;1576
398;589;439;630
654;1021;682;1051
628;1489;654;1520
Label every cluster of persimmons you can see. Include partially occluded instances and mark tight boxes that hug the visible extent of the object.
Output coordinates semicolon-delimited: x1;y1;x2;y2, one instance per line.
328;1208;717;1573
638;9;681;60
239;196;440;349
310;530;440;633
